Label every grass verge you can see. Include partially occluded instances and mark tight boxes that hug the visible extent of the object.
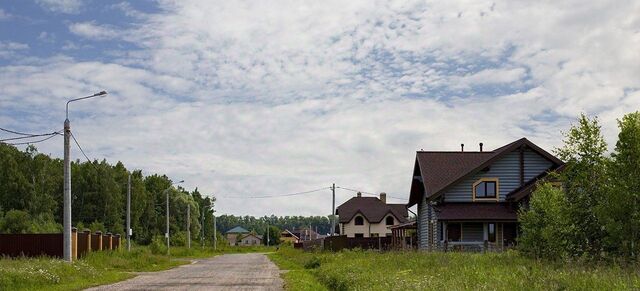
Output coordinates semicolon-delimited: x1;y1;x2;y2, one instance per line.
269;247;640;291
0;245;276;290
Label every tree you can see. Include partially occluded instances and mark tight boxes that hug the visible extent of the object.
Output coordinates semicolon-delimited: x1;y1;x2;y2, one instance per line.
518;182;573;259
600;111;640;260
263;225;281;246
554;113;609;257
0;210;32;234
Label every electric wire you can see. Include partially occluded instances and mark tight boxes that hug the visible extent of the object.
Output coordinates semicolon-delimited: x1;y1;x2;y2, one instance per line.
5;133;60;145
336;185;408;201
0;131;61;142
70;131;93;163
221;187;330;199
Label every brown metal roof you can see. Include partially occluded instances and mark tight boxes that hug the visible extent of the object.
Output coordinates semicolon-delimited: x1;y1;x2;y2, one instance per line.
408;138;564;206
434;203;518;220
336;197;408;224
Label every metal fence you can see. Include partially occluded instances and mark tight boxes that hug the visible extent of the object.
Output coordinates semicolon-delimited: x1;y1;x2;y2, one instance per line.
0;228;121;259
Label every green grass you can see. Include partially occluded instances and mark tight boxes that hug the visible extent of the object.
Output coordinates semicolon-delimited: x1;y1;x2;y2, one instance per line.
0;244;277;291
268;247;640;291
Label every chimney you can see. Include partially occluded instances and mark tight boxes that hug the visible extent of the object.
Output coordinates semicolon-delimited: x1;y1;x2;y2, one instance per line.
480;142;484;152
357;192;362;197
461;143;464;152
379;192;387;204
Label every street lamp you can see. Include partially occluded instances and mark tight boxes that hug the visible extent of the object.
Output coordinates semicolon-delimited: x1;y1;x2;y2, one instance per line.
165;180;184;255
63;91;108;263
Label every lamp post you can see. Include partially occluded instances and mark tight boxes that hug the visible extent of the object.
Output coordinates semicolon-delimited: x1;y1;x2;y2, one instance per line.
64;91;107;262
165;180;184;255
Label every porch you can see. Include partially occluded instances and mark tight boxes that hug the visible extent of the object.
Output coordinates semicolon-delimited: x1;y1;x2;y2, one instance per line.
440;221;518;252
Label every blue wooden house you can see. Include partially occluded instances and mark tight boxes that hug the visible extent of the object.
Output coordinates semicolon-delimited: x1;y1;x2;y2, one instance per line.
407;138;564;251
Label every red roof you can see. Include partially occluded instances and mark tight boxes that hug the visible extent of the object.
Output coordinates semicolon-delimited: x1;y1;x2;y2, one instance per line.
336;196;408;224
434;203;518;220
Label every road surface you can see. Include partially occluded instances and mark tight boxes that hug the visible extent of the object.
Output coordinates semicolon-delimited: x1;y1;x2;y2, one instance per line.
85;253;283;291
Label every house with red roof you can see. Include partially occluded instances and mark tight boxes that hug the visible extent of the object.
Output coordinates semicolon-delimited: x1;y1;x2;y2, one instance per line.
336;192;409;238
408;138;564;251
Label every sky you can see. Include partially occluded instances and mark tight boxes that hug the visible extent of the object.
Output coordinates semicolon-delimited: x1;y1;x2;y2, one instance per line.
0;0;639;217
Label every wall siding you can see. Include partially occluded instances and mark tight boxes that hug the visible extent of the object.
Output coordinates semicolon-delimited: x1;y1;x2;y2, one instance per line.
443;149;552;202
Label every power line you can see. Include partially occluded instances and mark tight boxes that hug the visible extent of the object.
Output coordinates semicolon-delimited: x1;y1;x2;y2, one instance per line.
0;131;61;142
70;131;93;163
0;127;60;136
5;133;60;145
336;185;408;201
222;187;330;199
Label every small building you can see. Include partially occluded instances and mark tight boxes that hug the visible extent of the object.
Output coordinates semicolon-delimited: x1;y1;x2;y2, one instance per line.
336;192;409;238
225;226;250;246
237;233;263;246
280;229;299;243
290;227;324;241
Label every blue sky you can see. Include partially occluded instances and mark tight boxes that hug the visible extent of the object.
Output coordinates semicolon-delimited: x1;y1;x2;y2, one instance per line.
1;0;639;216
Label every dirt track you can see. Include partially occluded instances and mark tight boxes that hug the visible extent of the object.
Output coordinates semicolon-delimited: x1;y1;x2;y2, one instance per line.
85;253;283;291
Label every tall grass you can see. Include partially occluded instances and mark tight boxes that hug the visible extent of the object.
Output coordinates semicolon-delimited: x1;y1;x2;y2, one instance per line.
269;248;640;291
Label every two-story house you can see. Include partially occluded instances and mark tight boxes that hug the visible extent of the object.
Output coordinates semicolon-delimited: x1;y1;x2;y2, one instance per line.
408;138;563;251
336;192;409;238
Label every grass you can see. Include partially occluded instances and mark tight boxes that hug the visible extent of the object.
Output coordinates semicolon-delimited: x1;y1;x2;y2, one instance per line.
0;244;276;291
268;247;640;291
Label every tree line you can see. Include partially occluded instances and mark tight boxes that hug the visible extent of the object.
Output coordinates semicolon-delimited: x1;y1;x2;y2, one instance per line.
0;144;215;245
216;214;332;236
519;111;640;262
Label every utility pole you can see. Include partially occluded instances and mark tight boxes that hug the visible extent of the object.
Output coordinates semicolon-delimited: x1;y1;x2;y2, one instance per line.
187;203;191;249
63;91;108;262
127;173;131;251
211;208;218;251
331;183;336;236
166;188;170;255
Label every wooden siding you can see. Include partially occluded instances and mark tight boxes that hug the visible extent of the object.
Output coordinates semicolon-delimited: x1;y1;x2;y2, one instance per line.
523;148;554;181
443;149;552;202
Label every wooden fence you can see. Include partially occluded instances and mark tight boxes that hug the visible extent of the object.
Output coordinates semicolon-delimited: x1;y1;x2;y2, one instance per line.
303;236;393;252
0;228;121;259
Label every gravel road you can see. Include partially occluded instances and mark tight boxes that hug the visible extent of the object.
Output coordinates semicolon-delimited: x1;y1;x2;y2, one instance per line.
85;253;284;291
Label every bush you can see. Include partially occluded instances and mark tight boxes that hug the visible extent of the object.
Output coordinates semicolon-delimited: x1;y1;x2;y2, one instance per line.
304;256;321;269
149;236;167;255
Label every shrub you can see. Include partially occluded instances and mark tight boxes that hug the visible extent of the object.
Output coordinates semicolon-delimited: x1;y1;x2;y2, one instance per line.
304;256;321;269
149;236;167;255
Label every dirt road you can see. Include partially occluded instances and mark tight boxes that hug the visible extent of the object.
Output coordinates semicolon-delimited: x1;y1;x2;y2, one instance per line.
85;253;283;291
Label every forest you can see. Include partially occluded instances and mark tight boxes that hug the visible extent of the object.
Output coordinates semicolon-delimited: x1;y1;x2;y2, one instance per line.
0;143;330;245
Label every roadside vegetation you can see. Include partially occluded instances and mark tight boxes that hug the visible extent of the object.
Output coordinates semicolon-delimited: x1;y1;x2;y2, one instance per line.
0;244;275;291
269;247;640;291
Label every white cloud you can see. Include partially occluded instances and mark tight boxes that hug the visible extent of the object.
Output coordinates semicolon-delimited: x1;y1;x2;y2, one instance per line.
68;22;120;40
36;0;83;14
0;41;29;58
2;0;640;216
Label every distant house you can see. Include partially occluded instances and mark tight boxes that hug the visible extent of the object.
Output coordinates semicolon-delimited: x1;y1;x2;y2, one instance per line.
408;138;564;251
225;226;249;246
336;192;409;238
288;227;324;242
280;229;299;243
237;233;262;246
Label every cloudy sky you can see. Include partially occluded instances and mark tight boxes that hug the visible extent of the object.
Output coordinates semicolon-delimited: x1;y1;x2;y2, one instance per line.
1;0;638;216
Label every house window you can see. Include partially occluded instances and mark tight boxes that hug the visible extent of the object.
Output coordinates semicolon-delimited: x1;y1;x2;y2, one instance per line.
371;233;379;237
488;223;496;242
447;223;461;242
386;216;394;225
354;216;364;225
473;178;499;200
355;233;364;238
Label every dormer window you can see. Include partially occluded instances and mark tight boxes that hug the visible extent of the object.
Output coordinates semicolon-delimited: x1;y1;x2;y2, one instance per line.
386;216;394;225
355;216;364;225
473;178;499;201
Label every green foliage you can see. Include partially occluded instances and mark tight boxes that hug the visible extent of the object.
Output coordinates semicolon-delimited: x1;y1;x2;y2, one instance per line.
0;210;31;233
269;247;640;291
599;111;640;260
217;214;331;237
263;225;282;245
518;183;574;259
149;235;168;255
